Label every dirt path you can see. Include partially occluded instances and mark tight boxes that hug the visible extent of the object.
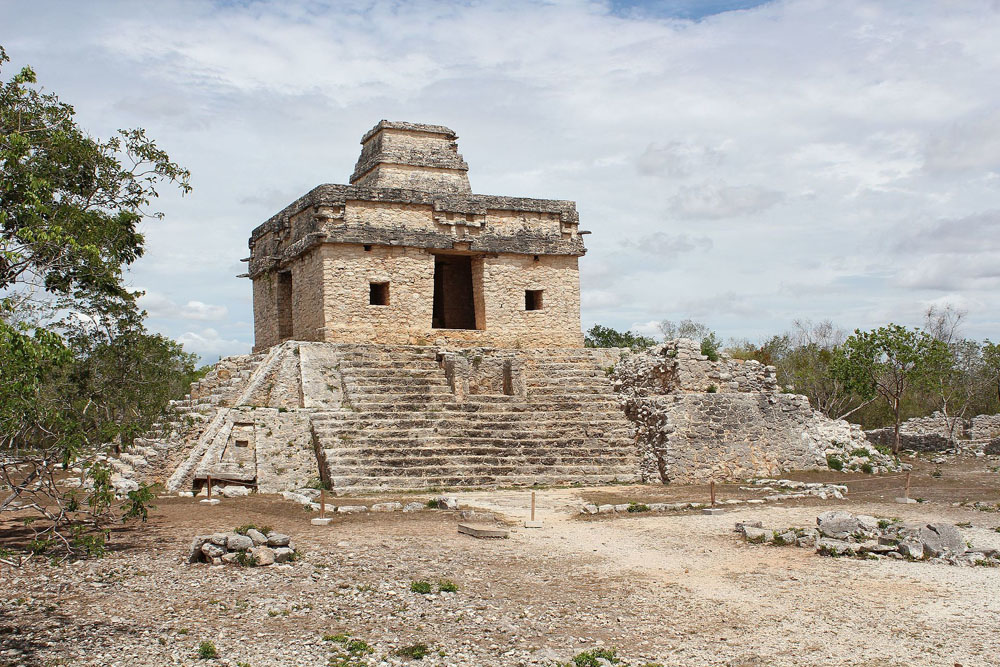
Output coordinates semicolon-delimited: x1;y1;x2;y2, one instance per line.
3;457;1000;666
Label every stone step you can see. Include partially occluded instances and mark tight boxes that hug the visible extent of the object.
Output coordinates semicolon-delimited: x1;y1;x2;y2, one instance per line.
313;424;633;439
342;401;621;413
322;451;636;468
312;411;627;423
326;467;638;489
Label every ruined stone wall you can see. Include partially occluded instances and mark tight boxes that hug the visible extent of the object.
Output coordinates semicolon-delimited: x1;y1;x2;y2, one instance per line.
611;339;778;395
865;412;1000;451
614;342;900;482
971;414;1000;440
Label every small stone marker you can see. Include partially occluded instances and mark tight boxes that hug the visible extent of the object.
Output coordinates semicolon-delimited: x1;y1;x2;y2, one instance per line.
458;523;509;539
524;491;542;528
311;488;332;525
895;472;917;504
199;476;221;505
702;480;723;514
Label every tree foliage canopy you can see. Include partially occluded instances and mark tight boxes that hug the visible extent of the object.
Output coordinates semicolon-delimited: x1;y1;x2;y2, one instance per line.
1;46;195;563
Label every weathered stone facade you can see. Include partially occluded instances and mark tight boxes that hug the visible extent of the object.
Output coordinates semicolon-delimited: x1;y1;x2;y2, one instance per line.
612;340;900;483
247;121;585;351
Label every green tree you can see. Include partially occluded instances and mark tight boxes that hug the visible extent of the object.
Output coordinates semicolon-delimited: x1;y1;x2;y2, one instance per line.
830;324;949;453
584;324;656;349
0;45;191;563
983;341;1000;408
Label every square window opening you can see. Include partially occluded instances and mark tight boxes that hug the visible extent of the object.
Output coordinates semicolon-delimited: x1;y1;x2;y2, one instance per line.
370;282;389;306
235;439;249;448
525;289;543;311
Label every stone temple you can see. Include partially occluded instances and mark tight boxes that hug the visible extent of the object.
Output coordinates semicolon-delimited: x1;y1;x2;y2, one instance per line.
101;121;898;497
247;120;585;350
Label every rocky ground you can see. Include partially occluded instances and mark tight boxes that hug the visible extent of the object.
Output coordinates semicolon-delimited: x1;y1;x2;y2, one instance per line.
2;452;1000;667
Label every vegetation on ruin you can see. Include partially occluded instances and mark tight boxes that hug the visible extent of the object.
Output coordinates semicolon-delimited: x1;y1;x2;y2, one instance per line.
0;45;196;563
591;309;1000;439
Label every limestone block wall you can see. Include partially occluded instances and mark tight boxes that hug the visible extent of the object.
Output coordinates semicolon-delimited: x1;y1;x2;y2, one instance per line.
253;275;280;352
290;249;325;342
625;393;829;483
315;243;582;348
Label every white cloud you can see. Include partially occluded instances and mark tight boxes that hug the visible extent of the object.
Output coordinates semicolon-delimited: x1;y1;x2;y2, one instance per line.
176;328;248;362
139;291;229;321
668;183;783;220
5;0;1000;349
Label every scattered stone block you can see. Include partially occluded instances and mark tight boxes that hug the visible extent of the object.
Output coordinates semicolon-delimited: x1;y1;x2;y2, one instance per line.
201;542;225;559
458;523;509;539
734;520;763;534
581;503;599;515
436;496;459;510
336;505;368;514
743;526;770;543
402;502;424;512
273;547;295;563
246;528;268;545
227;534;253;551
895;497;918;504
920;523;967;558
266;533;291;547
372;502;403;512
251;546;276;566
310;517;332;526
221;485;250;498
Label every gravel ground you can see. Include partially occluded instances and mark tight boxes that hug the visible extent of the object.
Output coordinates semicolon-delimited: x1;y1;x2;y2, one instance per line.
2;457;1000;667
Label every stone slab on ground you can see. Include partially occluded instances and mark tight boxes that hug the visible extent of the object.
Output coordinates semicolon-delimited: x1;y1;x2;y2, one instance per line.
458;523;509;539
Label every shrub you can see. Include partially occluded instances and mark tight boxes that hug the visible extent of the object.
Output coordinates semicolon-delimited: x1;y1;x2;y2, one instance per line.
626;502;650;513
849;448;871;458
409;580;432;594
234;551;258;568
573;648;620;666
394;643;429;659
700;333;721;362
437;579;459;593
826;454;844;471
706;384;718;393
197;641;218;659
861;462;874;474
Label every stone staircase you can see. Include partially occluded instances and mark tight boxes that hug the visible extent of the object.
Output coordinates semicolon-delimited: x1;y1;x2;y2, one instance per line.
102;352;268;490
312;345;637;491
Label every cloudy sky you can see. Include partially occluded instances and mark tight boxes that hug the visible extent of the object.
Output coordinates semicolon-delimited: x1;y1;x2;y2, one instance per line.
4;0;1000;360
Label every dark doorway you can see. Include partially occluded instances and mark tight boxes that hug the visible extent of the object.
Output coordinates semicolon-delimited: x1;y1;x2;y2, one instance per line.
432;255;477;329
277;271;293;341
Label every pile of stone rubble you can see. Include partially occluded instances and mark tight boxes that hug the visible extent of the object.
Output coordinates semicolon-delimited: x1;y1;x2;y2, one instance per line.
189;528;297;566
737;511;1000;565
